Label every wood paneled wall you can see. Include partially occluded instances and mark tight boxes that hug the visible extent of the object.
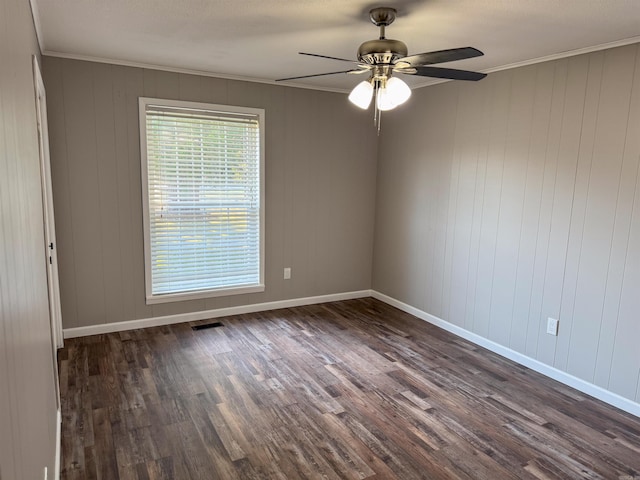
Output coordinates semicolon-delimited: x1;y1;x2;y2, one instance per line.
42;57;378;329
373;44;640;404
0;0;59;478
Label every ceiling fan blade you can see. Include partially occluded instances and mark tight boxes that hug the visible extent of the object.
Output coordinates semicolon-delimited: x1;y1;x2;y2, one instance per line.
299;52;360;65
405;66;487;81
276;70;362;81
348;68;372;74
397;47;483;67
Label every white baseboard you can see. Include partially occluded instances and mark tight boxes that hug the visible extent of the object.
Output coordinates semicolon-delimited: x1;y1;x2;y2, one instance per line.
63;290;372;339
54;408;61;480
371;290;640;418
62;288;639;417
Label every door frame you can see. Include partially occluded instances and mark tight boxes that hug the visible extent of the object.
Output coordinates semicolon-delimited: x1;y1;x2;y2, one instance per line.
32;56;64;351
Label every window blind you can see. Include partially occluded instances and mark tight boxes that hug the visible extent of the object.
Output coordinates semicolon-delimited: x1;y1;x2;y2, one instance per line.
142;101;262;298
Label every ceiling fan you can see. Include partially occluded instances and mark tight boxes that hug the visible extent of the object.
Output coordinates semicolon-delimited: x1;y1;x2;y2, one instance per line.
277;7;487;126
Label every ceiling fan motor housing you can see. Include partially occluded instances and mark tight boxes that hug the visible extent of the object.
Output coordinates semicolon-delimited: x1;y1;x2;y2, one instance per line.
357;38;408;65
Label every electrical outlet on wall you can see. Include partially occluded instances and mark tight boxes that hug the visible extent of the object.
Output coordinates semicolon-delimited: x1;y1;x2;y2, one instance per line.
546;317;559;336
283;267;291;280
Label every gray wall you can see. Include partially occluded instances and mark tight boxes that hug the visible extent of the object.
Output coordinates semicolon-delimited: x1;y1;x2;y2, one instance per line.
373;43;640;404
42;57;378;329
0;0;59;478
43;43;640;406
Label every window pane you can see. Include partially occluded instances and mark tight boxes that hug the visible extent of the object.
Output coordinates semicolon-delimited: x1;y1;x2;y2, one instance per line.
141;99;263;299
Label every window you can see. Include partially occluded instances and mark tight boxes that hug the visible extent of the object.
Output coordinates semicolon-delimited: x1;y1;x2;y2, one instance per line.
139;98;264;304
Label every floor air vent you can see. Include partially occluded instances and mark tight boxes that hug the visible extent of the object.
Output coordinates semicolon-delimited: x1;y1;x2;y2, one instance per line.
191;321;224;331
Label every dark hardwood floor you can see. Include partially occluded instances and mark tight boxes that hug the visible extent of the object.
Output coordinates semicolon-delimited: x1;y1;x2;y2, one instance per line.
58;298;640;479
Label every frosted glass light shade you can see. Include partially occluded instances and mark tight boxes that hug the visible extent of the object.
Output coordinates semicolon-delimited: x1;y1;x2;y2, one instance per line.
348;81;374;109
386;77;411;106
376;86;396;111
376;77;412;111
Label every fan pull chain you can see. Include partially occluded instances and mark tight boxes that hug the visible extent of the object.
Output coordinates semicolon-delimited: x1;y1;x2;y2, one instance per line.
373;81;382;134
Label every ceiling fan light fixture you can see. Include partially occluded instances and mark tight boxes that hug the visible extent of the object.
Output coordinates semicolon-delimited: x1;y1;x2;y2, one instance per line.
386;76;411;106
375;76;411;111
376;85;397;111
277;7;486;131
348;80;374;109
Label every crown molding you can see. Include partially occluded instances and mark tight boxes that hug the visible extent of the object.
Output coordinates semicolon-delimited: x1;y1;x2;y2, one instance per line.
484;36;640;74
28;0;44;52
45;35;640;95
414;36;640;90
42;51;350;94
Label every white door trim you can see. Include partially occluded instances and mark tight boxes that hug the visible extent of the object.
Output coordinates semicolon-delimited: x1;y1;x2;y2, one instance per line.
32;56;63;350
33;54;63;479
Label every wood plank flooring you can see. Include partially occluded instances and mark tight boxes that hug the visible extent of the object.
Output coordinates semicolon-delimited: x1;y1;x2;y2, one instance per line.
58;298;640;479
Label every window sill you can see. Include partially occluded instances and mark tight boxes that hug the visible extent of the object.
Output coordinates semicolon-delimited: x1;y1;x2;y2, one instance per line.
145;284;265;305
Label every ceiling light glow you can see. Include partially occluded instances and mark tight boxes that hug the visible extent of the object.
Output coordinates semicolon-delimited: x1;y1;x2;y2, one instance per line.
348;80;374;109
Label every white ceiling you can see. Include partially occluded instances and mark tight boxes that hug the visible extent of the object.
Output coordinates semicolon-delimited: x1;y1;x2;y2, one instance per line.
32;0;640;92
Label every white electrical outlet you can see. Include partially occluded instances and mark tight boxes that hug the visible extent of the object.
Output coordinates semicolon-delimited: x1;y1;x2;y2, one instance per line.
283;267;291;280
546;317;559;336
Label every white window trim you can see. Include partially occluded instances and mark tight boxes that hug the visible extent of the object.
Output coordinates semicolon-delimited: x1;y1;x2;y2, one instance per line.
139;97;265;304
